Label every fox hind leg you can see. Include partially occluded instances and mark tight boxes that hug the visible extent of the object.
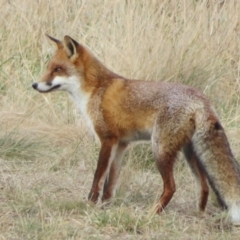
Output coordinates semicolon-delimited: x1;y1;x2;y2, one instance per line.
152;112;195;213
183;142;209;212
152;125;178;213
154;149;177;213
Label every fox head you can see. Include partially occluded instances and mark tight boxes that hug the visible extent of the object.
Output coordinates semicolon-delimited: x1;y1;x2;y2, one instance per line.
32;35;99;94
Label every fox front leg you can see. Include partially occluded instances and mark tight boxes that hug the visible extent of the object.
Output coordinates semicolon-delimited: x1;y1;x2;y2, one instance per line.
102;142;128;202
88;138;118;203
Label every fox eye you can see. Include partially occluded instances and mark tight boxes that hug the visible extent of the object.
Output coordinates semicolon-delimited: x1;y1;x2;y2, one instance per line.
54;67;62;72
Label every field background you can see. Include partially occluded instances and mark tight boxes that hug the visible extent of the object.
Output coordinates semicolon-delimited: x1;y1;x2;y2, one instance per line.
1;0;240;239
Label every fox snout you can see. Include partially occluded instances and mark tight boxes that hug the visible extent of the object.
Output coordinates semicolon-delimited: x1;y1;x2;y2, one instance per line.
32;82;52;90
32;80;62;93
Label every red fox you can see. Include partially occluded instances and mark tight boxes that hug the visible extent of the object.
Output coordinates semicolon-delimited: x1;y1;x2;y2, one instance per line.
32;35;240;225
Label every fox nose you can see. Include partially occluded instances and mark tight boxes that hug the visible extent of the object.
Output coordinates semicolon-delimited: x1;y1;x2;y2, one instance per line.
32;83;38;89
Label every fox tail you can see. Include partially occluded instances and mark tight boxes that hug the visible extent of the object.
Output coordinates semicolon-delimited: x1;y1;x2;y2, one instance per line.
192;109;240;224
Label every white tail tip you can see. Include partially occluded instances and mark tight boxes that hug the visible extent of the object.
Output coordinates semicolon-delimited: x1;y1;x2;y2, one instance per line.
229;203;240;225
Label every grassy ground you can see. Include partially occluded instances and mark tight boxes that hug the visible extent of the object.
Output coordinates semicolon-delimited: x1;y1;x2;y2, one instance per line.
1;0;240;239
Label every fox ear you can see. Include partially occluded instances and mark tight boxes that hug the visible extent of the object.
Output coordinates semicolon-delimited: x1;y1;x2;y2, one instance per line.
45;34;62;48
63;35;79;59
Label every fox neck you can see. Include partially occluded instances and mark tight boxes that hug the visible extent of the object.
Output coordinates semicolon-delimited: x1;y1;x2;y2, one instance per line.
62;56;121;136
81;55;123;89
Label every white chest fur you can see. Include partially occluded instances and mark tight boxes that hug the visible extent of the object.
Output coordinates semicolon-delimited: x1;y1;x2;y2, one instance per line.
62;76;97;139
70;89;97;136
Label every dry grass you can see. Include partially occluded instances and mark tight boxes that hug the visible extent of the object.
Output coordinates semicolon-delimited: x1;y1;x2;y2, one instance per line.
1;0;240;239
